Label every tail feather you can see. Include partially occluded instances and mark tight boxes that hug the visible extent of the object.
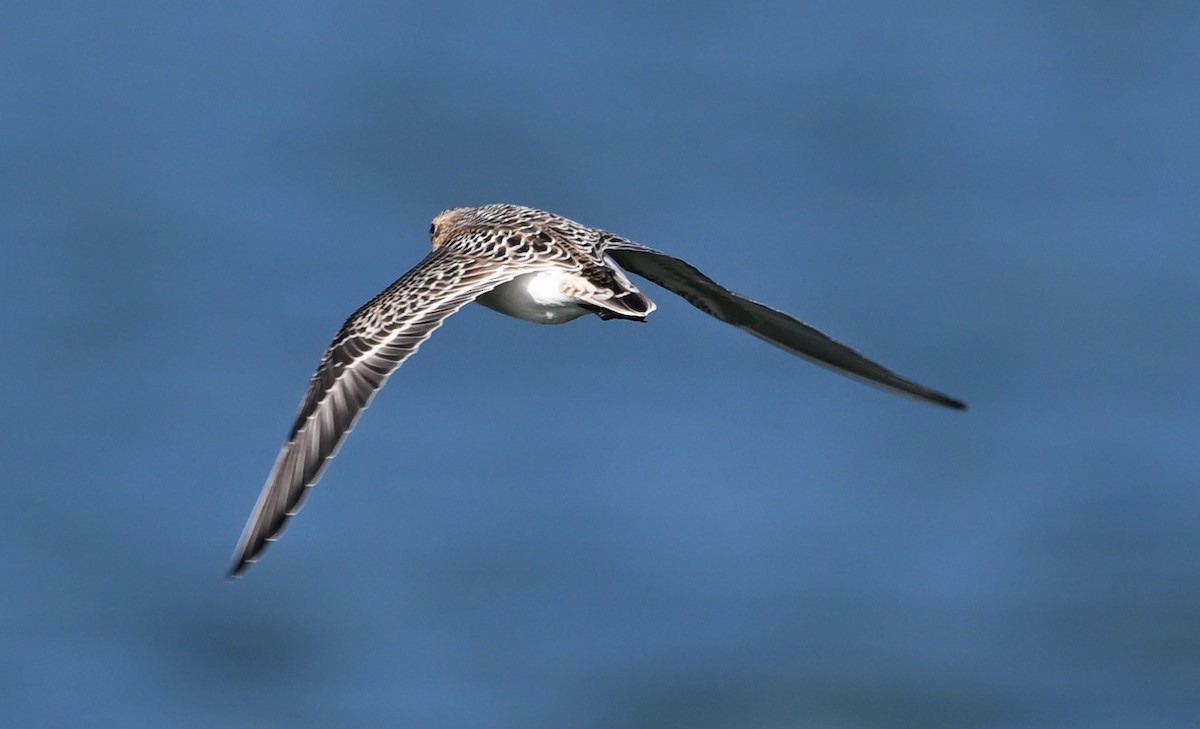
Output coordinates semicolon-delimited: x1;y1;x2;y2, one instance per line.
579;264;656;321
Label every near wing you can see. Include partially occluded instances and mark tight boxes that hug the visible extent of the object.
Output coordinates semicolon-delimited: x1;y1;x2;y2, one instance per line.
603;238;965;410
229;249;521;576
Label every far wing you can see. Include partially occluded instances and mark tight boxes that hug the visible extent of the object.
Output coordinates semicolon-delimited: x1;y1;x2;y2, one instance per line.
229;249;521;576
604;238;965;410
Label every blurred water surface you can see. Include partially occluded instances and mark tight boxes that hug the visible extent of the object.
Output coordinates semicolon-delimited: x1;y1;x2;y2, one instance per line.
3;3;1198;727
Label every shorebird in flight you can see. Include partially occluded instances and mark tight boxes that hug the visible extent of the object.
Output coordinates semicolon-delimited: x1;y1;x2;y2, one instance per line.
230;204;964;575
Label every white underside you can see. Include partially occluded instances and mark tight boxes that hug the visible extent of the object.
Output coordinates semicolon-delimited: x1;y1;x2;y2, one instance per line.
477;272;591;324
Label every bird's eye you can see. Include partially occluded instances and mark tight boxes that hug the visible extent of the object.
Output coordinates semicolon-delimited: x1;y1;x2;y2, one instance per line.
430;223;437;238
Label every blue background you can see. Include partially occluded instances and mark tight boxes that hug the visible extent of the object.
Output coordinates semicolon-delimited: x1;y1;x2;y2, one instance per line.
4;3;1197;727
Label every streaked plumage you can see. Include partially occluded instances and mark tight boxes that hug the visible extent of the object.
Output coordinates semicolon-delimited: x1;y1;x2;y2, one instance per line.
230;204;964;575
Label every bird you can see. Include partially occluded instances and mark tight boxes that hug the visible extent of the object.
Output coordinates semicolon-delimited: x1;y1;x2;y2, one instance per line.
229;203;965;576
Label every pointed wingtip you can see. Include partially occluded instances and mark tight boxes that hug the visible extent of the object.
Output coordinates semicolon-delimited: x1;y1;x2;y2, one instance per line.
226;521;261;579
932;393;968;410
226;554;251;580
227;533;264;579
910;382;965;410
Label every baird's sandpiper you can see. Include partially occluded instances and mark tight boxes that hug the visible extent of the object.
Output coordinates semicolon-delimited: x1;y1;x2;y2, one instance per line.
230;204;964;575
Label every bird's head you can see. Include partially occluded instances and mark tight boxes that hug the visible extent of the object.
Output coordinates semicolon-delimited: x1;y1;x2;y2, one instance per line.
429;207;475;250
430;204;545;250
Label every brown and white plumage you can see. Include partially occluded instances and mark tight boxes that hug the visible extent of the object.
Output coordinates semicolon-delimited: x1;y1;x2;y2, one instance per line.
229;204;963;576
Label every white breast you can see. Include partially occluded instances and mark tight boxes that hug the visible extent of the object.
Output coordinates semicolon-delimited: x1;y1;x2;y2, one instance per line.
476;272;591;324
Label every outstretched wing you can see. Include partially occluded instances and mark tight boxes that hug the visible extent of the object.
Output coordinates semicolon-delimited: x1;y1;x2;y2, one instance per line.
229;248;521;576
603;237;965;410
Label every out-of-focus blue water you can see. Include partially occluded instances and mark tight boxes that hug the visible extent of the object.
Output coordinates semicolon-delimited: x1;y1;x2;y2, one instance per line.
3;3;1197;727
